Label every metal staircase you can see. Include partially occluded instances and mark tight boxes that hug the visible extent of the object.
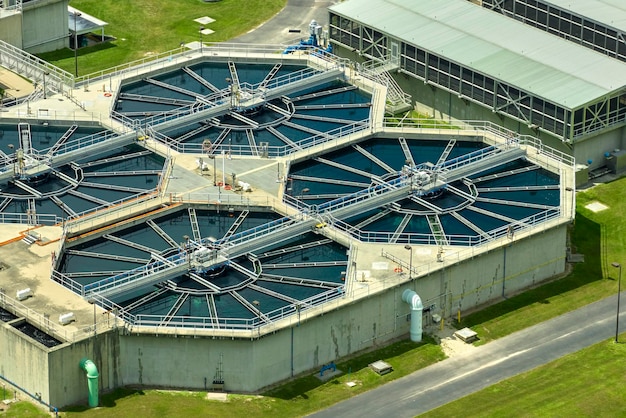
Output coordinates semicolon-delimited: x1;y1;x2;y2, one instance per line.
26;198;37;225
426;214;448;246
188;208;202;241
398;137;415;167
246;130;259;156
358;60;412;114
224;210;249;239
227;61;241;96
18;123;32;154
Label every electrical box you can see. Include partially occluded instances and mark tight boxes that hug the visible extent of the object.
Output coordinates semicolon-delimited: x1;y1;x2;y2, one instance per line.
606;149;626;174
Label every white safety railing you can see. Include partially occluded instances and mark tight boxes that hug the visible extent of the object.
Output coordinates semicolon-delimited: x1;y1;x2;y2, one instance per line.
380;118;575;167
83;250;188;295
77;41;350;89
0;46;578;335
358;59;412;109
0;289;111;344
0;40;74;94
62;192;164;235
153;118;370;158
0;212;62;226
213;216;298;248
330;208;561;247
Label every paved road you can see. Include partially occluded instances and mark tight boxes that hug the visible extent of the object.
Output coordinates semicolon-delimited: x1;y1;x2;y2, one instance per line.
309;294;622;417
232;0;338;45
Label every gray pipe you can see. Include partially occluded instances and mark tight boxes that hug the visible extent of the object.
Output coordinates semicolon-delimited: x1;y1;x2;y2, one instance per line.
402;289;424;342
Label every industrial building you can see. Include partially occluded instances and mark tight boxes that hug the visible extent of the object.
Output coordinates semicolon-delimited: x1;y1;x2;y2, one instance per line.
0;0;69;53
0;0;107;54
0;4;574;412
328;0;626;182
476;0;626;63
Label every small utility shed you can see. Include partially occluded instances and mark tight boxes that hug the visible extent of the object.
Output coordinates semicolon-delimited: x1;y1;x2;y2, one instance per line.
68;6;108;49
328;0;626;172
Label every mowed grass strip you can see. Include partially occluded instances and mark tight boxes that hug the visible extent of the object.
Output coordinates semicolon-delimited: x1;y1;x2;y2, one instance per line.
1;401;50;417
421;338;626;418
420;178;626;416
39;0;287;75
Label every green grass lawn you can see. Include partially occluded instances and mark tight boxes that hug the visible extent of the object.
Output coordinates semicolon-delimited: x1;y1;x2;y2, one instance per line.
39;0;287;76
0;401;49;417
385;110;463;129
422;338;626;418
421;177;626;416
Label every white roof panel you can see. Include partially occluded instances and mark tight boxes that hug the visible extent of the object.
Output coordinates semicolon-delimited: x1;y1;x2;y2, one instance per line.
330;0;626;108
543;0;626;30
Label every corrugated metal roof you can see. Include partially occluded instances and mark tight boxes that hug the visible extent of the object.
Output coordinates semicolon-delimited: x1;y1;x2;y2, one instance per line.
329;0;626;109
543;0;626;31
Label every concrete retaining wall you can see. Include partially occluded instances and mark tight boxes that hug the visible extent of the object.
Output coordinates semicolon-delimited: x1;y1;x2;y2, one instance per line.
110;227;566;396
113;284;406;393
0;14;22;49
0;321;50;403
47;329;121;408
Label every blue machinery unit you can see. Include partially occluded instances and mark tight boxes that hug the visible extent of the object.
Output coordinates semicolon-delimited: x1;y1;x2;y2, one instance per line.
284;20;333;55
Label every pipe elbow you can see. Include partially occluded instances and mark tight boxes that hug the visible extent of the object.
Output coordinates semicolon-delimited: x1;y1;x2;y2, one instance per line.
402;289;424;343
402;289;423;310
80;358;99;378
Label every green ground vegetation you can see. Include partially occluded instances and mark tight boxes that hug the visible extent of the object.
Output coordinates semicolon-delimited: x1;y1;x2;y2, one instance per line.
422;337;626;417
0;401;49;417
385;110;462;129
38;0;287;76
417;178;626;416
